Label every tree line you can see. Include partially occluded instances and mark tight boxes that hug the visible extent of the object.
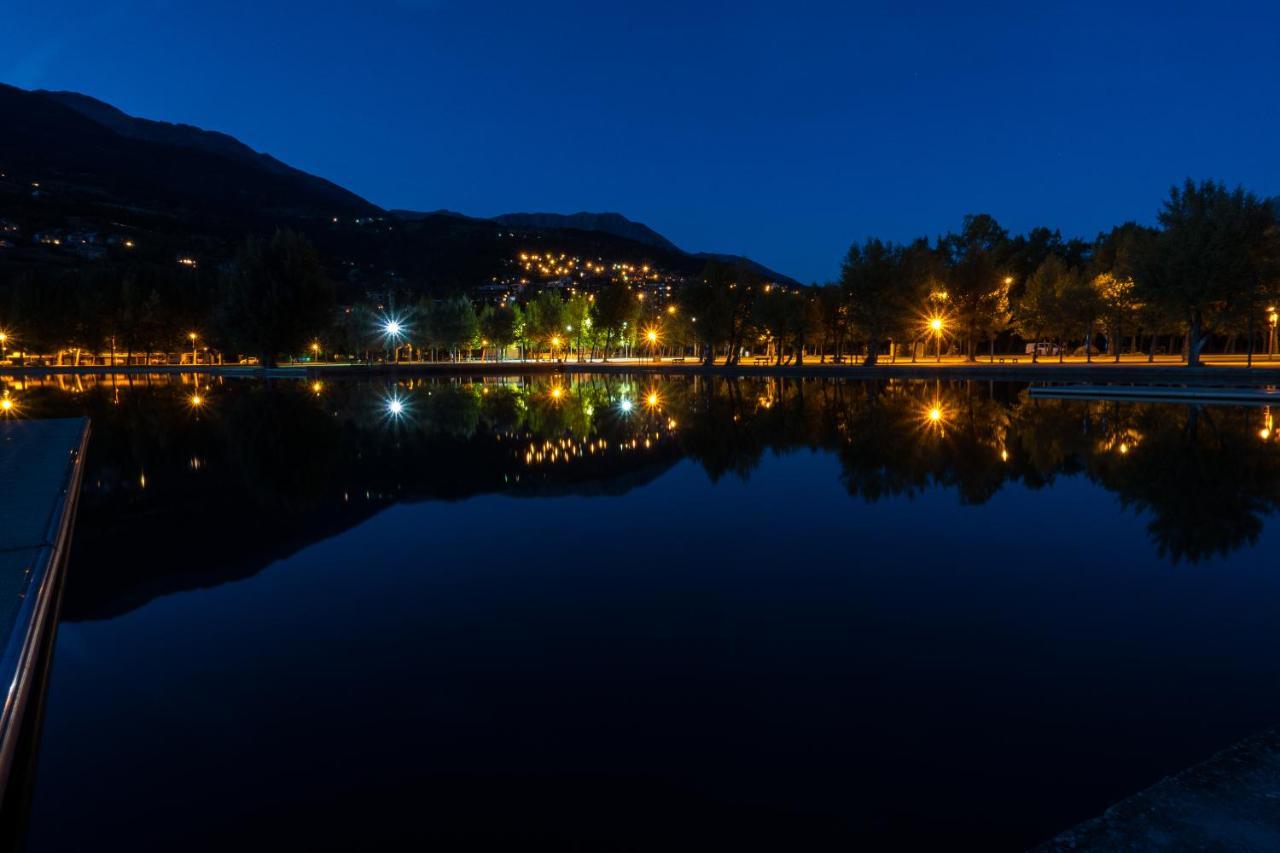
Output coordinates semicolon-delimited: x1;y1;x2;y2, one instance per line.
3;180;1277;367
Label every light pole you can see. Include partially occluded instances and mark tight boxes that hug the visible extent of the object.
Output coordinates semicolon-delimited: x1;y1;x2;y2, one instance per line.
0;331;7;362
930;317;944;363
188;331;198;366
646;328;660;362
1269;306;1277;361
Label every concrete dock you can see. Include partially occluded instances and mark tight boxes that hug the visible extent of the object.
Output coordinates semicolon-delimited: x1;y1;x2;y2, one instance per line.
0;418;89;811
1036;727;1280;851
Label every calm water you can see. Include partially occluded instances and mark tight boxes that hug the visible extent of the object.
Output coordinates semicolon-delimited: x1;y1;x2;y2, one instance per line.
9;374;1280;850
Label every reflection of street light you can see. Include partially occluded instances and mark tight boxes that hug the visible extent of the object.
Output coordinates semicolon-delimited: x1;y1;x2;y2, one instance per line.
189;393;204;408
0;393;14;414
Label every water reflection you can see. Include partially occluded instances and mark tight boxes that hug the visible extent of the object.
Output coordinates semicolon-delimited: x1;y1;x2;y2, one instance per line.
3;373;1278;617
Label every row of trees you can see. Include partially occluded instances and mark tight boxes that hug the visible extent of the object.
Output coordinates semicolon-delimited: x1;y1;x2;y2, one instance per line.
3;180;1276;368
838;180;1280;366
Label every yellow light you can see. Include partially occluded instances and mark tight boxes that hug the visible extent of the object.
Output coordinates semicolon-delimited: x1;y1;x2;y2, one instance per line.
646;392;659;408
311;381;323;394
929;318;943;332
550;386;563;399
646;329;658;343
550;335;562;348
1262;428;1272;441
189;394;203;408
1119;442;1129;455
0;397;12;412
666;305;676;315
311;342;321;353
928;407;942;422
1000;449;1008;462
1003;276;1014;285
188;331;198;342
0;332;7;344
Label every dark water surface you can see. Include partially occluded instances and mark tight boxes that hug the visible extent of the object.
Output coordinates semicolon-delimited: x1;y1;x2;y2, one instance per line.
9;373;1280;850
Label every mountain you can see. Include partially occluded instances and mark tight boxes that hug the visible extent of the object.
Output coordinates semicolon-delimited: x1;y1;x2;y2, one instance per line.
1;83;378;221
492;212;682;253
0;83;799;287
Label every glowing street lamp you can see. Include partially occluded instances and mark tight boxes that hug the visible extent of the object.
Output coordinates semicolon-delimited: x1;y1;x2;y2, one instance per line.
1268;306;1278;360
379;315;408;363
928;317;945;362
0;330;8;361
188;331;198;366
645;327;660;361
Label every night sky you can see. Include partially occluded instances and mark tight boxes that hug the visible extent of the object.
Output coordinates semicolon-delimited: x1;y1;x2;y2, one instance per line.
4;1;1278;282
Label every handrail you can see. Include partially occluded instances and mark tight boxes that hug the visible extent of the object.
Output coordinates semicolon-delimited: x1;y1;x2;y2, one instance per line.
0;419;90;804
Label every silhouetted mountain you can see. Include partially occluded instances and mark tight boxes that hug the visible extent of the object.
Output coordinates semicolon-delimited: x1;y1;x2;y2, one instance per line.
493;211;682;253
1;83;378;221
1;83;800;288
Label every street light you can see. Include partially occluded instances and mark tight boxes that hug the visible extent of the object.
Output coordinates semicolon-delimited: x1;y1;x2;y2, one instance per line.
188;331;198;366
929;317;945;362
645;328;660;361
1268;306;1278;361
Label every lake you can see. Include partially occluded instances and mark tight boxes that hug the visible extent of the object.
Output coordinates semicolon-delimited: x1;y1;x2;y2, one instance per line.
9;373;1280;850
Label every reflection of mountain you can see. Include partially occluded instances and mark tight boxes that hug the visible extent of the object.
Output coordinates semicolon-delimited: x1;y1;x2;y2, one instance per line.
20;375;1280;621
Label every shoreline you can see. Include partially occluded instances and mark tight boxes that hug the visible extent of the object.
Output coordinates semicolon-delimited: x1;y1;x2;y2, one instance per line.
4;360;1280;385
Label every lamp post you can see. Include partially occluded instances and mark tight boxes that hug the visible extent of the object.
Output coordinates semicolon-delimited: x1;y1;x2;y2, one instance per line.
0;331;7;362
1269;306;1278;361
188;331;198;366
930;317;944;363
646;328;660;362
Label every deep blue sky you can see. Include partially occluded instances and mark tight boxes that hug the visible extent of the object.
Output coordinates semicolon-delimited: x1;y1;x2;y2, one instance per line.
5;1;1278;282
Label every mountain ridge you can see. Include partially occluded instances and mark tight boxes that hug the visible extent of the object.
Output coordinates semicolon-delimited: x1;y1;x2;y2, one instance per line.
1;83;800;286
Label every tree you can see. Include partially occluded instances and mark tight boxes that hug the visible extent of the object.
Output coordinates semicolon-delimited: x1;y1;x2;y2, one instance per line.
477;303;517;360
216;230;335;366
936;215;1013;361
1014;256;1068;363
526;289;566;358
1134;180;1278;366
684;260;757;365
814;284;849;363
841;238;921;366
563;292;593;361
423;295;478;361
593;286;639;362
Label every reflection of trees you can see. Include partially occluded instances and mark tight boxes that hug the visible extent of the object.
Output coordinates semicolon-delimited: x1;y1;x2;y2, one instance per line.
21;373;1280;624
1092;405;1280;562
